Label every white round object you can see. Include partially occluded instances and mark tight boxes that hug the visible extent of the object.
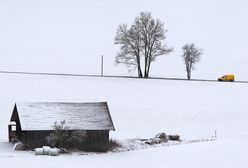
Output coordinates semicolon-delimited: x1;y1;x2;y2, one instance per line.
42;146;51;155
34;148;44;155
49;148;59;156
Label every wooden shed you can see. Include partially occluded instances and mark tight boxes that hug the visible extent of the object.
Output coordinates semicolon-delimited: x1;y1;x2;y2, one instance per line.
9;102;115;152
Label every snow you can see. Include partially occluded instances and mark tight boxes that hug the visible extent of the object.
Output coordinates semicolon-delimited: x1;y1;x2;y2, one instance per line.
0;0;248;167
14;102;114;131
1;137;248;168
0;73;248;167
1;73;247;140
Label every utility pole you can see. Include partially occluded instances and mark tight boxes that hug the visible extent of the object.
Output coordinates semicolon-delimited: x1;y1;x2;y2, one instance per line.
101;55;103;77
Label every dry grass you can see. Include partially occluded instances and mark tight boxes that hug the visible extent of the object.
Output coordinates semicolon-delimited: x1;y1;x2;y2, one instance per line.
108;139;122;151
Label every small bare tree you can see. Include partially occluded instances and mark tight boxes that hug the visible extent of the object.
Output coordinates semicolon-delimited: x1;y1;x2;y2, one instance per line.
114;12;173;78
182;43;202;80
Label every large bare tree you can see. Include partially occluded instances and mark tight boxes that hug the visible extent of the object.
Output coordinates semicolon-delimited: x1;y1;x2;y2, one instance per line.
182;43;202;80
114;12;173;78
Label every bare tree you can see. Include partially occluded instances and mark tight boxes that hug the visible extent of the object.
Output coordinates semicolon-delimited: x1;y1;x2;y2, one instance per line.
114;12;173;78
114;24;143;77
182;43;202;80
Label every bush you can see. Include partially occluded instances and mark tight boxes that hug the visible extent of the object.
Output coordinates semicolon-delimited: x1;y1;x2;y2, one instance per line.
155;132;167;140
46;120;87;148
108;139;122;151
68;130;87;147
145;133;168;145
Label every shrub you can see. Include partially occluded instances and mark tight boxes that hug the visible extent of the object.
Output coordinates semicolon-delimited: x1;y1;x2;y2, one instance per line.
46;120;87;149
68;130;87;147
155;132;167;140
108;139;122;151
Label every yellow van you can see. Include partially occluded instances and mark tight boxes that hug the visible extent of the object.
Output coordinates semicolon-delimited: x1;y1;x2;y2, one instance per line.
218;74;235;82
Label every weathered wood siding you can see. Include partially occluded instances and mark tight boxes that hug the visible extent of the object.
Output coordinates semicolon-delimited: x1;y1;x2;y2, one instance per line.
22;130;110;152
84;130;109;152
9;106;22;141
24;131;52;148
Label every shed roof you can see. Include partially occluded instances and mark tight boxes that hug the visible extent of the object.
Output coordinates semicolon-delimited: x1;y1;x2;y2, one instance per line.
12;102;115;131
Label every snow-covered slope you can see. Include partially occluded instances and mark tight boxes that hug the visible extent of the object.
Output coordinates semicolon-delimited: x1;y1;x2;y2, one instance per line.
0;74;248;167
1;138;248;168
1;74;247;141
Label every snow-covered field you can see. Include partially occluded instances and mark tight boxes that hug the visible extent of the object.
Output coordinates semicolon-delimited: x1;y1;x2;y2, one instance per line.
1;74;247;141
0;73;248;167
3;138;248;168
1;0;248;167
1;138;248;168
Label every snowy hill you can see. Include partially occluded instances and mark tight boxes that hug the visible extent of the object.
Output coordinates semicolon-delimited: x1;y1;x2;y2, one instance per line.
0;73;248;167
1;73;248;141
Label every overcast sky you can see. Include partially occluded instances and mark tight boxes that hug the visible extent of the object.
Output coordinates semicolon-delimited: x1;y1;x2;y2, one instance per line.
0;0;247;78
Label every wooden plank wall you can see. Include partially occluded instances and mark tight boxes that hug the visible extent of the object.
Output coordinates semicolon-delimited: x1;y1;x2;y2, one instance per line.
84;130;109;152
23;130;110;152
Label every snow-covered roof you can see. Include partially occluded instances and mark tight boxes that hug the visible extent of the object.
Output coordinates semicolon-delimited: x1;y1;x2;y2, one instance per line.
13;102;115;131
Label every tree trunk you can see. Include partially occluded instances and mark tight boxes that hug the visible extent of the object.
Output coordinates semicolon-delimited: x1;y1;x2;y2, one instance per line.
138;67;143;77
187;73;190;80
187;69;191;80
144;66;150;78
186;63;192;80
137;55;143;77
145;57;152;78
